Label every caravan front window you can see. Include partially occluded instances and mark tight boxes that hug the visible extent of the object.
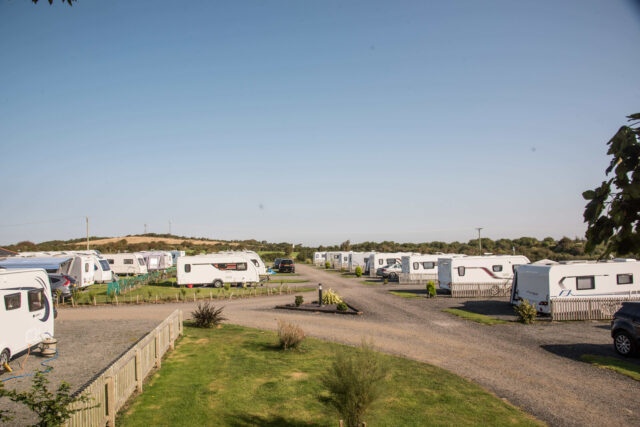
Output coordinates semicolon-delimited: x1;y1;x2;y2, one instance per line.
251;259;259;267
28;290;44;311
4;293;20;310
138;258;145;265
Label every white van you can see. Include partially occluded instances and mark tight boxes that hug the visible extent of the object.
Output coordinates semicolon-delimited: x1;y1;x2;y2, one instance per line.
103;253;149;275
0;268;55;368
177;255;261;287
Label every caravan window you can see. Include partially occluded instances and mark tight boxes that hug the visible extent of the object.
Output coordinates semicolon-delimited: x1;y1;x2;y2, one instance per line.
422;262;435;269
378;259;384;265
386;258;396;265
492;265;503;272
413;262;420;270
251;259;260;267
458;266;465;276
94;264;98;271
107;259;114;264
28;290;44;311
124;259;134;265
576;276;595;290
85;263;89;273
213;263;247;271
4;293;21;310
617;274;633;285
138;258;145;265
184;264;191;273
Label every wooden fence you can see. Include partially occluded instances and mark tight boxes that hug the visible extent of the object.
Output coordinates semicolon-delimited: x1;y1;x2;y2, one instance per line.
398;273;437;285
550;296;640;321
450;281;512;298
66;310;183;426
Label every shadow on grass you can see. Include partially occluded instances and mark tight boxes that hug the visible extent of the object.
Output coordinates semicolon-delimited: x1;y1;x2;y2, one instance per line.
456;300;515;317
225;413;324;427
394;288;428;296
541;343;627;361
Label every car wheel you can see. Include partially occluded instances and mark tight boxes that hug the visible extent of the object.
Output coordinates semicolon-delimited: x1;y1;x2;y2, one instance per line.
614;331;636;356
213;280;223;288
389;272;398;281
0;349;10;371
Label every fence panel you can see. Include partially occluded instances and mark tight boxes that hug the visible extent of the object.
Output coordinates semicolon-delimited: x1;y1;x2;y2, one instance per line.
550;296;640;321
66;309;182;426
450;281;513;298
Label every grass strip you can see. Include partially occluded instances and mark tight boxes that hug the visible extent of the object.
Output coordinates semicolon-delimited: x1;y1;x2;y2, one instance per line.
580;354;640;381
442;309;508;325
389;291;423;299
360;280;382;286
119;325;541;426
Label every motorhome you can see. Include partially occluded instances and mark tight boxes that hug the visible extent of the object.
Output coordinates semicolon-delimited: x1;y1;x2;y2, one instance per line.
511;259;640;314
0;268;55;367
438;255;530;293
177;255;261;287
399;254;462;283
313;252;326;267
103;253;149;275
348;252;373;272
0;256;95;288
367;252;417;277
140;251;173;271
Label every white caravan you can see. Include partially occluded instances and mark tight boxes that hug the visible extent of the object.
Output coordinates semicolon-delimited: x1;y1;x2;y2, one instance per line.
325;252;351;269
215;251;269;277
400;254;466;283
177;255;261;287
313;252;326;267
0;256;95;288
141;251;173;271
0;268;55;366
103;253;149;275
367;252;417;277
438;255;530;291
15;251;112;283
511;259;640;314
169;250;186;266
348;252;373;272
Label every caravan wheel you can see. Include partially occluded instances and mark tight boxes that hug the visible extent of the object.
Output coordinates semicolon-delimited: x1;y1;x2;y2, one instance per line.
0;349;9;371
213;280;223;288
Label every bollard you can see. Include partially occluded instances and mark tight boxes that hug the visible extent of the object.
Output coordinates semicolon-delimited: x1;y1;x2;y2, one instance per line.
318;283;323;306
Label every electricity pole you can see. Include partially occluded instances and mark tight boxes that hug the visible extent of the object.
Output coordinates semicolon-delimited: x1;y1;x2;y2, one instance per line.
476;227;483;254
144;224;148;234
168;220;172;235
86;216;89;250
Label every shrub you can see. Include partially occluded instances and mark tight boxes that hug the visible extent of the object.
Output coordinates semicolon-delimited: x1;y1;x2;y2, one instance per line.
383;278;388;285
426;281;436;298
354;266;362;277
325;261;331;269
514;299;537;324
322;288;343;305
180;287;187;300
277;319;305;350
224;283;231;291
191;302;226;328
295;295;304;307
321;339;389;427
336;302;348;312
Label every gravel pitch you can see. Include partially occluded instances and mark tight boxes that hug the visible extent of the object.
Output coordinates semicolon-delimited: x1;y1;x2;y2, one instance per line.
2;265;639;426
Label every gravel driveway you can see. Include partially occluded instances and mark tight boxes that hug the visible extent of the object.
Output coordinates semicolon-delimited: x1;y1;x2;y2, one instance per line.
3;265;639;426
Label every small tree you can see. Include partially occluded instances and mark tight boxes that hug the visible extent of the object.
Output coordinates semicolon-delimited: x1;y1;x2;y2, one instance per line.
354;266;363;277
321;339;389;427
514;299;537;324
426;281;436;298
325;261;331;269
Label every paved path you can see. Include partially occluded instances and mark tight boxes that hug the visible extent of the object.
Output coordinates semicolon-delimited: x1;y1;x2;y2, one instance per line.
32;265;640;426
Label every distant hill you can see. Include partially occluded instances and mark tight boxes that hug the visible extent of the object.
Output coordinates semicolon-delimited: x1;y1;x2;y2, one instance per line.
72;236;233;247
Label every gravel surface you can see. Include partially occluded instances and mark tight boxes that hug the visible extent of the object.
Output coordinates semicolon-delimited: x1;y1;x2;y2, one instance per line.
2;265;639;426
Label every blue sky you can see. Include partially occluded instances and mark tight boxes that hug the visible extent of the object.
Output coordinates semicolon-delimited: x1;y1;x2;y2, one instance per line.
1;0;639;246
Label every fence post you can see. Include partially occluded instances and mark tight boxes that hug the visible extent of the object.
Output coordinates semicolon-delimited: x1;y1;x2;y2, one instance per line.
106;376;116;426
155;331;161;368
169;322;175;350
135;349;143;392
588;300;592;320
179;310;183;335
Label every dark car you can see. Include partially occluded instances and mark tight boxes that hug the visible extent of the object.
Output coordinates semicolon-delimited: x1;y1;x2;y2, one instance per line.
48;274;77;298
611;302;640;356
278;259;295;273
273;258;283;270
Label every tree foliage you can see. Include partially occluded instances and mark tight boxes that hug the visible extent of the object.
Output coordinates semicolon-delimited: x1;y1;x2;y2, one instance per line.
583;113;640;257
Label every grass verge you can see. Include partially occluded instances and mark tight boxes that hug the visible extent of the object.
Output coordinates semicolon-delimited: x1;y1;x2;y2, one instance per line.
442;309;508;325
389;291;423;299
580;354;640;381
118;325;541;426
360;280;382;286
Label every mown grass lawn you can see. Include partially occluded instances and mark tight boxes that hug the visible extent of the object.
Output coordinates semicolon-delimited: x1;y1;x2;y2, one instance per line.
442;309;509;325
389;290;423;299
580;354;640;381
119;325;542;427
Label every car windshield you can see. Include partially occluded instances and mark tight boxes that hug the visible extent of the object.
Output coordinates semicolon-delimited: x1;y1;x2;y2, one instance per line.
281;260;293;265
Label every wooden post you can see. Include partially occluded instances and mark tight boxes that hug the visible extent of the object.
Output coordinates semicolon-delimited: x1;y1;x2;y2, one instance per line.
179;310;183;335
175;293;178;302
155;332;161;368
106;376;116;426
156;295;158;304
136;295;139;304
169;322;175;350
588;300;592;320
135;349;143;392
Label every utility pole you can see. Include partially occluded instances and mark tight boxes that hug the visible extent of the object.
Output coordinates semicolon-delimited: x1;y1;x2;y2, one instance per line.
168;220;172;235
86;216;89;250
144;224;148;234
475;227;483;254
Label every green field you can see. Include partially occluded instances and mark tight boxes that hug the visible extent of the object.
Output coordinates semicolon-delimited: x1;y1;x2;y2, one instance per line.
442;309;509;325
119;325;541;426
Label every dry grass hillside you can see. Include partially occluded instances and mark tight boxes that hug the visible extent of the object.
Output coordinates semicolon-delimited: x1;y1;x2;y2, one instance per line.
74;236;237;247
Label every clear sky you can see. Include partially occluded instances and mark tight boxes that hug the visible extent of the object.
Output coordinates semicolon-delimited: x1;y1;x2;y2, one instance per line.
1;0;639;246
